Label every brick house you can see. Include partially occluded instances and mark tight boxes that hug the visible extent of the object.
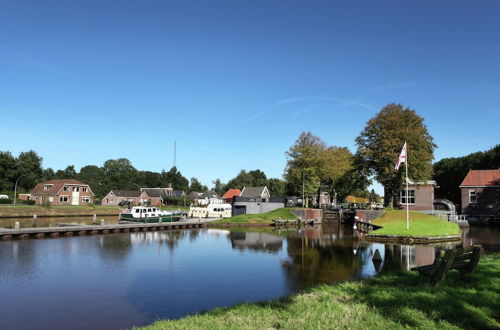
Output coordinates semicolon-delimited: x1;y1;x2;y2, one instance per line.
222;189;241;204
399;180;436;211
30;179;94;205
101;190;146;206
459;169;500;216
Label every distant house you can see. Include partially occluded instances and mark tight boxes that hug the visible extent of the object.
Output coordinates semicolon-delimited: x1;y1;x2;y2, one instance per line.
195;191;221;206
459;169;500;216
233;186;283;216
222;189;241;204
141;188;171;206
101;190;144;206
399;180;436;211
188;191;202;199
30;179;94;205
240;186;270;202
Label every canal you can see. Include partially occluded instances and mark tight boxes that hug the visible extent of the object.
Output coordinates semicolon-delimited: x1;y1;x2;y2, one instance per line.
0;224;498;330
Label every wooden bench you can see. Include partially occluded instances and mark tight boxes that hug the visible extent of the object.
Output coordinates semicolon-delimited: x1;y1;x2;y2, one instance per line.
411;245;483;285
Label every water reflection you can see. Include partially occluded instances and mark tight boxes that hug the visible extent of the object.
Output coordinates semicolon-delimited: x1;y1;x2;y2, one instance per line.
0;215;117;228
0;224;498;330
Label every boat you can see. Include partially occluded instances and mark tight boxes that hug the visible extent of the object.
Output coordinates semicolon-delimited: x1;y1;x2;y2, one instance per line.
120;206;187;223
188;202;232;218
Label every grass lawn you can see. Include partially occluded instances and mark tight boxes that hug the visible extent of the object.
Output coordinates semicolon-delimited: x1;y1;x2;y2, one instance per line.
0;205;120;216
370;210;460;237
143;253;500;329
212;208;297;224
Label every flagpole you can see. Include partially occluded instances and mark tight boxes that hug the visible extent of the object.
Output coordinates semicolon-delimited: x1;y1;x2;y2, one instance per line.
406;142;409;230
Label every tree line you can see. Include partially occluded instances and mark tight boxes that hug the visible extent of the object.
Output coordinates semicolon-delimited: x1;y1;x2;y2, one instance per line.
433;144;500;205
5;103;488;206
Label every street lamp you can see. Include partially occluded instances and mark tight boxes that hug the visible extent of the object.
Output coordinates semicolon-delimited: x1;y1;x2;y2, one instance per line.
13;176;22;205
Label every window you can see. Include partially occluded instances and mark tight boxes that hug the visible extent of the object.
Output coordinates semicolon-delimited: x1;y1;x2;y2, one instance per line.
135;209;140;213
63;186;69;191
43;184;52;190
82;197;90;203
400;190;415;204
469;190;477;204
48;197;54;202
60;196;68;202
73;187;79;192
82;187;88;192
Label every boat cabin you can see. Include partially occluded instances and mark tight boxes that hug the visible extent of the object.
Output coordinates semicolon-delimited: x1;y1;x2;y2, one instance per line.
127;206;163;218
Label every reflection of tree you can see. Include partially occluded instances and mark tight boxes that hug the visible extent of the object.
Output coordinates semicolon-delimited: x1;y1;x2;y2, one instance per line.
99;234;133;260
282;226;363;291
229;231;283;253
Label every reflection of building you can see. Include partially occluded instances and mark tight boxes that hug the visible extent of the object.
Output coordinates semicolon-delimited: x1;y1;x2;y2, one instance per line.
460;169;500;216
229;231;283;252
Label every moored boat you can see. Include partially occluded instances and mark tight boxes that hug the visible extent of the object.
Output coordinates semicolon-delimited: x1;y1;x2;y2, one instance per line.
120;206;186;223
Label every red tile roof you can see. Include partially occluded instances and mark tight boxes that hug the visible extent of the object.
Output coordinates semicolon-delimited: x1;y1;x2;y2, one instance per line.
222;189;241;199
31;179;92;195
460;169;500;187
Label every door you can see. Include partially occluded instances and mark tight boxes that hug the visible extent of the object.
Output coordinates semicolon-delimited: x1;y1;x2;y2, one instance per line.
72;191;79;205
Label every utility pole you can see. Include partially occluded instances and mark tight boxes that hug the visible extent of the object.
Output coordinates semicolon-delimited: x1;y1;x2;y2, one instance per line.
13;176;22;205
302;172;305;208
173;140;177;168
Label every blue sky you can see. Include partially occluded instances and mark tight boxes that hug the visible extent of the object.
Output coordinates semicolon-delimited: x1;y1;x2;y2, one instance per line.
1;1;499;193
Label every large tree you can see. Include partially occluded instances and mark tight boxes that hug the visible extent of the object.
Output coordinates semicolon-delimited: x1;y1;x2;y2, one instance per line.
355;103;436;207
160;166;189;191
16;150;43;190
77;165;104;197
0;151;17;193
433;144;500;205
189;177;208;192
284;132;359;204
102;158;138;191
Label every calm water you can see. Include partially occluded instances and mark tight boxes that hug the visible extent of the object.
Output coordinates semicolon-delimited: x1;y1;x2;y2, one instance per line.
0;215;118;228
0;224;498;330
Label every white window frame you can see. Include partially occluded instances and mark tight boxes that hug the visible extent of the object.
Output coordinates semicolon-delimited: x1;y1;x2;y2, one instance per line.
400;189;415;205
82;187;88;192
469;190;477;204
60;196;68;202
82;196;91;203
43;184;52;190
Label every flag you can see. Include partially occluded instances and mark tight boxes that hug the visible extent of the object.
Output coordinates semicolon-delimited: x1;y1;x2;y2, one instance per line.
394;142;407;170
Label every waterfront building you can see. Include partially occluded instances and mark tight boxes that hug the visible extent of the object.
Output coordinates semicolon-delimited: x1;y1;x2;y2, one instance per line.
30;179;94;205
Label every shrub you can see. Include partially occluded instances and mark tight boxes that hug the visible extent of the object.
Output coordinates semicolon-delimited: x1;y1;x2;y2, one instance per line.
0;199;12;204
20;200;36;205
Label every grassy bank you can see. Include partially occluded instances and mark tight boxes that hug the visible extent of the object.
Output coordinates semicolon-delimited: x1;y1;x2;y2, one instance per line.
370;210;460;237
143;254;500;329
161;205;190;211
0;205;120;217
211;208;297;224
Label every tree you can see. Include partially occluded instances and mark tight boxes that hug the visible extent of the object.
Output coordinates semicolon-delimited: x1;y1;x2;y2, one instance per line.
16;150;43;190
102;158;138;191
355;103;436;207
0;151;17;192
137;171;162;188
160;167;189;191
212;178;227;196
284;132;324;200
78;165;104;197
41;168;55;182
433;144;500;205
226;169;268;189
267;178;286;197
284;132;358;205
189;177;208;192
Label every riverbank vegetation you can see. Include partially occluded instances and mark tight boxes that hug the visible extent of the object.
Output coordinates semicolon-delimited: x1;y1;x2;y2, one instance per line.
212;208;296;224
370;210;460;237
143;253;500;329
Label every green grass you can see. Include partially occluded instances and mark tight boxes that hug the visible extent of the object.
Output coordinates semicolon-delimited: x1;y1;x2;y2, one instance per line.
0;205;120;216
161;205;190;211
211;207;297;224
142;254;500;330
370;210;460;237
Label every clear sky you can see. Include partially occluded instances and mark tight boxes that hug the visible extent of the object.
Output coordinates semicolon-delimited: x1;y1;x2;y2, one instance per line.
1;1;499;193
